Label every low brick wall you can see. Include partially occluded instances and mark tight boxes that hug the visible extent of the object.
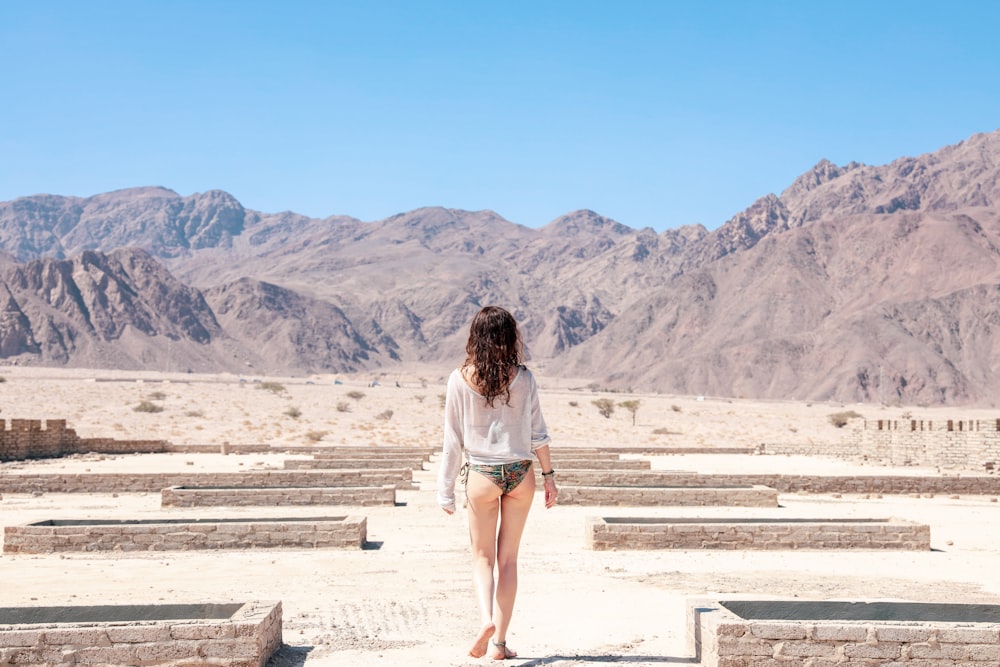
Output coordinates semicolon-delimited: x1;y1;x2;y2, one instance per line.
0;600;281;667
0;419;169;462
309;447;436;460
0;470;417;493
557;447;757;455
557;470;1000;495
587;517;930;551
283;458;426;470
688;598;1000;666
161;485;396;507
3;516;367;553
546;459;651;470
559;484;778;507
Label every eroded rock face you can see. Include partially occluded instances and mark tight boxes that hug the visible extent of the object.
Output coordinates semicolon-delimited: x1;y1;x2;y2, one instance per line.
0;130;999;402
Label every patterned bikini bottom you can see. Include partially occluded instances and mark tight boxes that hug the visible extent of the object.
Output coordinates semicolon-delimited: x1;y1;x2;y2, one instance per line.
468;460;534;494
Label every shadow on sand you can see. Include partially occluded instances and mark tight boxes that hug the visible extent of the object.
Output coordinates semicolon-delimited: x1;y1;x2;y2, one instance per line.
514;655;696;665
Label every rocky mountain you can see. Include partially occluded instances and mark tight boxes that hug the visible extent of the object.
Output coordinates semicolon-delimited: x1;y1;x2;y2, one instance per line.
1;129;999;404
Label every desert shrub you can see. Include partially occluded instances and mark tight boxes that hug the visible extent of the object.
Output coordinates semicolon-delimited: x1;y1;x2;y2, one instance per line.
336;401;351;413
284;406;302;419
257;382;286;394
618;400;641;425
0;376;6;383
568;400;578;407
375;409;394;421
592;398;615;419
134;400;164;413
414;395;426;403
438;393;446;408
671;404;682;413
184;410;205;418
652;427;680;435
346;390;365;401
828;410;863;428
147;391;167;400
305;430;328;442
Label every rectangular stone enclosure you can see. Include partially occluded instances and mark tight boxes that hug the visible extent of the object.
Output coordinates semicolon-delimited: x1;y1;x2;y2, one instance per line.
560;484;778;507
688;598;1000;666
161;485;396;508
0;600;281;667
587;517;931;550
3;516;367;554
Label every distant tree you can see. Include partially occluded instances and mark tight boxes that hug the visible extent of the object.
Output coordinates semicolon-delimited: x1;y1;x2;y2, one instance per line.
592;398;615;419
619;400;641;426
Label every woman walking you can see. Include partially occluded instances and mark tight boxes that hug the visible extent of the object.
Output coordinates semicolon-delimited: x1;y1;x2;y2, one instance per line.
438;306;558;660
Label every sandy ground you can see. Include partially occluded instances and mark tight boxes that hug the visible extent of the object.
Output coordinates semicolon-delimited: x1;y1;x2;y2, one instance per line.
2;366;1000;666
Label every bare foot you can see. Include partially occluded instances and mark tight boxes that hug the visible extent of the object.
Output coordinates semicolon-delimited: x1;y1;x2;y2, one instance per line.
468;622;496;658
490;640;517;660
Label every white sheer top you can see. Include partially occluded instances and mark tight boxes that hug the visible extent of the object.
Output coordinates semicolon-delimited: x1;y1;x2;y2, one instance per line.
436;366;551;511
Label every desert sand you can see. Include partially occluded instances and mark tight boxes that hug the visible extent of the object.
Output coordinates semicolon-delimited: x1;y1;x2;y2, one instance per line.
2;366;999;666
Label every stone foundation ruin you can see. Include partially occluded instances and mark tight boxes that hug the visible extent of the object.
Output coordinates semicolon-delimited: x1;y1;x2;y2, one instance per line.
688;598;1000;666
0;600;281;667
3;516;367;553
160;484;397;507
587;516;931;550
559;484;778;507
0;419;167;462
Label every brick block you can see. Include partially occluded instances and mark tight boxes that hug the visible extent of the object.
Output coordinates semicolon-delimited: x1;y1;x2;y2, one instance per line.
749;623;808;640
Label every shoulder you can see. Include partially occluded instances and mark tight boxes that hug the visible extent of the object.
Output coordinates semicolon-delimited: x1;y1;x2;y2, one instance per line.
517;365;539;386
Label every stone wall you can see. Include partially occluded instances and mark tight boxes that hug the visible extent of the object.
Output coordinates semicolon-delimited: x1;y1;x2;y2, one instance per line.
0;601;281;667
3;516;367;553
0;470;417;494
0;419;168;462
763;418;1000;472
688;598;1000;666
559;484;778;507
283;458;426;470
587;517;930;551
546;459;651;470
557;470;1000;495
161;485;397;508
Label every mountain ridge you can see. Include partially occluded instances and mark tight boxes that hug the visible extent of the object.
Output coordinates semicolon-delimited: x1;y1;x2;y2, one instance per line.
1;129;999;404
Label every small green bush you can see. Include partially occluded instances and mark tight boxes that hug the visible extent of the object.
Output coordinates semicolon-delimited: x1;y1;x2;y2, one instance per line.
134;400;164;413
592;398;615;418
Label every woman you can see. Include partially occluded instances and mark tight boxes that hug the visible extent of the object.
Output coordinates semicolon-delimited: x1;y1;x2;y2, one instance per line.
438;305;558;660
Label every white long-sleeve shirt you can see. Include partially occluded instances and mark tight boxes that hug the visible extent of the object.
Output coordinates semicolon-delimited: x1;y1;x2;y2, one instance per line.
437;366;551;511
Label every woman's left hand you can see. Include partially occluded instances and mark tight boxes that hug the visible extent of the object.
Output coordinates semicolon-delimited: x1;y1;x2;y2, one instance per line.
543;476;558;508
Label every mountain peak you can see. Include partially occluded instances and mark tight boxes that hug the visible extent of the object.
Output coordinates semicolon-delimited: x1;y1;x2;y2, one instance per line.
542;210;633;237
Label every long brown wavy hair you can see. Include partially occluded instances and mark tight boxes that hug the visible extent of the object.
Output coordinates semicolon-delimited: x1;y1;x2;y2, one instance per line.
462;306;523;407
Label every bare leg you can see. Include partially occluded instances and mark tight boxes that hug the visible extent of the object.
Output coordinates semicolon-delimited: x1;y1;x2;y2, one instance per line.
465;471;502;658
489;471;535;660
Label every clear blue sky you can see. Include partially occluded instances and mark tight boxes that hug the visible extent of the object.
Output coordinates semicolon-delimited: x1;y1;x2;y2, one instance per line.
2;1;998;232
